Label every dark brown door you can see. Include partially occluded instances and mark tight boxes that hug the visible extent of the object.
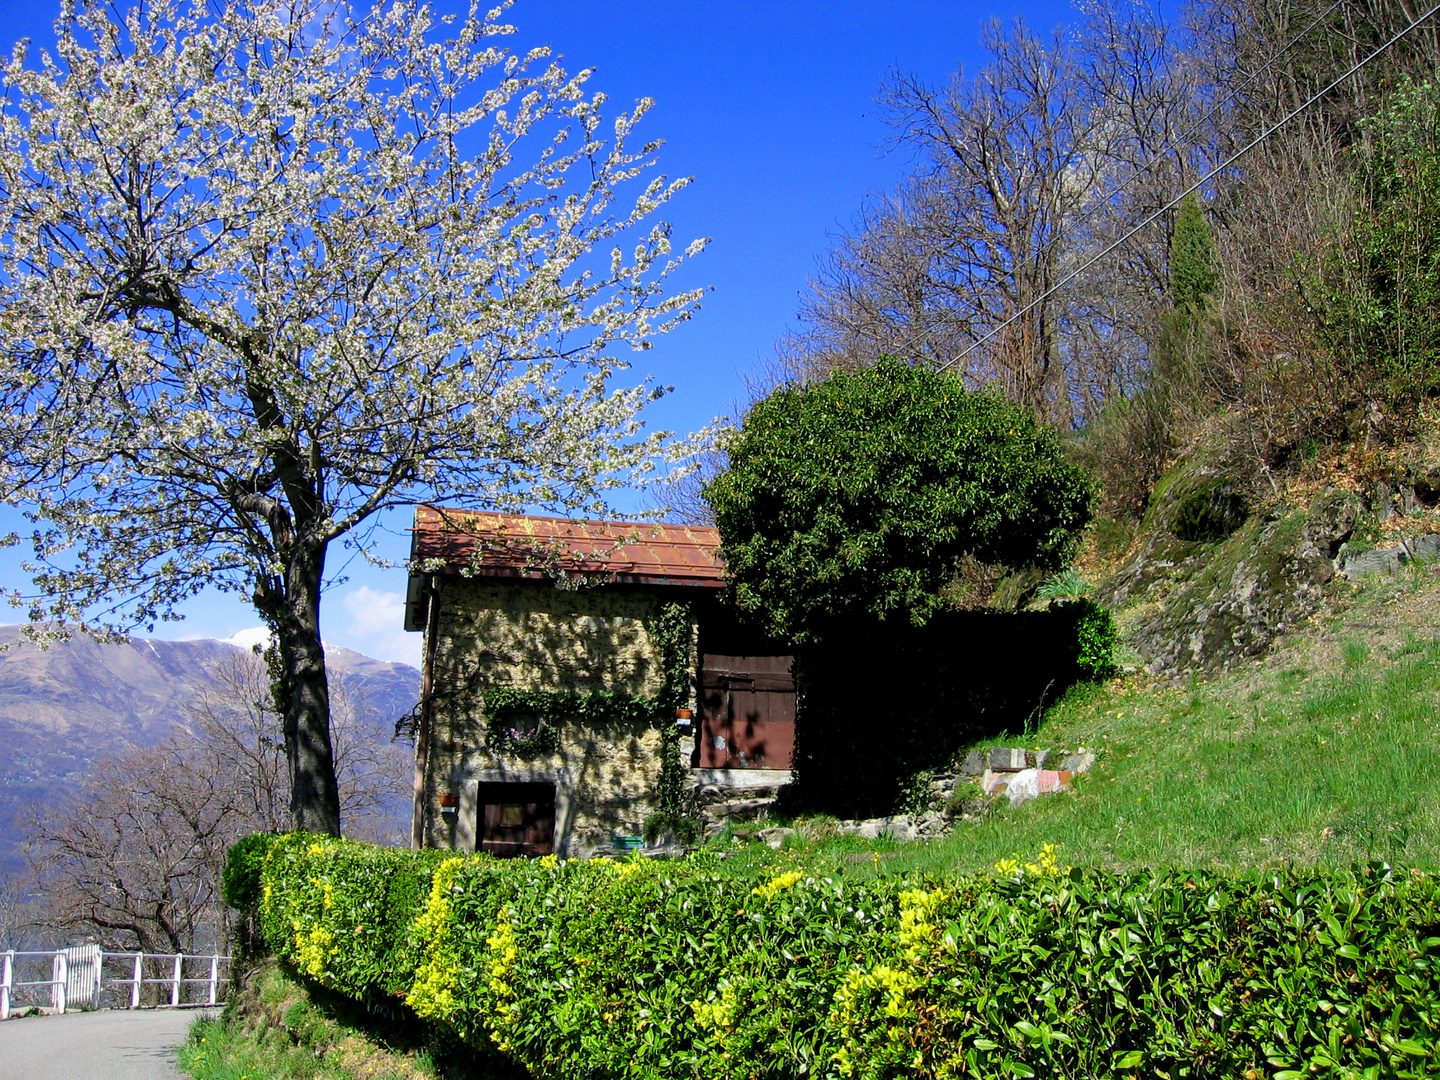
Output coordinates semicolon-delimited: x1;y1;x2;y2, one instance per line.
698;653;795;769
476;781;556;857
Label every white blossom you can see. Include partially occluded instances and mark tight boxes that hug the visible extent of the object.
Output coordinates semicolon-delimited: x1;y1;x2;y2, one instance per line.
0;0;710;831
0;0;709;635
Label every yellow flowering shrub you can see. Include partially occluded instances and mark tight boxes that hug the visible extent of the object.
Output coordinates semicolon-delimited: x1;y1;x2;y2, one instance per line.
690;981;739;1034
896;886;944;961
483;904;520;1051
293;922;336;979
405;857;465;1021
993;842;1069;877
752;870;804;900
249;833;1440;1080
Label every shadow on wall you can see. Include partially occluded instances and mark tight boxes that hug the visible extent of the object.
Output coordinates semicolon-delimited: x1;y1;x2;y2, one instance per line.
786;608;1104;819
451;588;660;698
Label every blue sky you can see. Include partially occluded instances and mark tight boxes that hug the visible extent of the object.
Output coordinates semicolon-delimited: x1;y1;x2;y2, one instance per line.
0;0;1085;666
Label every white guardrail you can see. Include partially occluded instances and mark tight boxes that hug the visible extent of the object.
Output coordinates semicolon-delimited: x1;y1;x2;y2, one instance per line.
0;948;231;1018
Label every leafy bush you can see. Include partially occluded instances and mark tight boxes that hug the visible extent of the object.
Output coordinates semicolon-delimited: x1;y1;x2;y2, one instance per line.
255;834;1440;1080
1316;78;1440;412
705;358;1095;642
1058;597;1120;682
222;832;282;911
257;833;455;1001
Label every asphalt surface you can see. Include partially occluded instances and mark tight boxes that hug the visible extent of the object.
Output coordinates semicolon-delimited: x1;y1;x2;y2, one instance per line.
0;1008;215;1080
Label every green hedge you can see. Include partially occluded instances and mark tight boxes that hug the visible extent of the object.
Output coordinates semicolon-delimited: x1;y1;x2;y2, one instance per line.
251;835;1440;1079
222;832;280;911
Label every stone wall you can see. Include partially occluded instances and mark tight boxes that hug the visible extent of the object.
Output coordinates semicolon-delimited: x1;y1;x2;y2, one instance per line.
422;576;697;857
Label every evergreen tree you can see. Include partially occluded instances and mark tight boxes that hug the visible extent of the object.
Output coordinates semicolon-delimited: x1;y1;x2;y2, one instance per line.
1157;193;1219;391
704;359;1094;643
1170;193;1218;312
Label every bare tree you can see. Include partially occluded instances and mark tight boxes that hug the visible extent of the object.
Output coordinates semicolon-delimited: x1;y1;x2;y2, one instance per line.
1182;0;1440;461
25;742;236;953
785;16;1143;425
185;649;411;841
184;653;291;836
0;868;26;950
779;0;1439;522
23;649;411;951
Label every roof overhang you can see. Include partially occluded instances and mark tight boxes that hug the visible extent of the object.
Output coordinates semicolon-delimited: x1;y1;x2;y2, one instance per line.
404;507;726;630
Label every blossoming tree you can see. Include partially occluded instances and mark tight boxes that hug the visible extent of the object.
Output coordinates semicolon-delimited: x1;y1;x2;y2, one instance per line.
0;0;706;834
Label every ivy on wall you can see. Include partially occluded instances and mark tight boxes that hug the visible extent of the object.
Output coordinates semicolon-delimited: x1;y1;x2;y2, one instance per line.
483;687;656;756
645;602;699;843
481;601;698;840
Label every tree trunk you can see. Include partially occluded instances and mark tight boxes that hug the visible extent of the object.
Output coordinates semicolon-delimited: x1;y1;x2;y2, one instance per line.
273;544;341;836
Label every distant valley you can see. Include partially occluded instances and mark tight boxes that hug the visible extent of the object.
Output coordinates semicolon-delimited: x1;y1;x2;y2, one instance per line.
0;626;421;876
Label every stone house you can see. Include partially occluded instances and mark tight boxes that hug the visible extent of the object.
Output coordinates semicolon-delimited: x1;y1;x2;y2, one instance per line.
404;506;794;857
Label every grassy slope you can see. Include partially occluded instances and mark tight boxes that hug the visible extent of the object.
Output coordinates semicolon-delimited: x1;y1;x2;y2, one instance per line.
719;561;1440;880
180;962;452;1080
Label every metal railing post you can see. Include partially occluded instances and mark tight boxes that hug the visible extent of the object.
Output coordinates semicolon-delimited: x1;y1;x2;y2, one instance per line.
4;948;234;1013
52;951;67;1013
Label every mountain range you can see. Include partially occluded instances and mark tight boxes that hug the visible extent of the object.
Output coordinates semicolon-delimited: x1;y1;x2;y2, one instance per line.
0;625;421;876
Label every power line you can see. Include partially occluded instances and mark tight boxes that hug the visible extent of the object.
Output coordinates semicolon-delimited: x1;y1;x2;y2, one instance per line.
936;0;1440;375
882;0;1345;365
1068;0;1344;242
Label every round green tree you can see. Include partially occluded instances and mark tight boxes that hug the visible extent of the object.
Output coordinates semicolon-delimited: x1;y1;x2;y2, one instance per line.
704;359;1095;642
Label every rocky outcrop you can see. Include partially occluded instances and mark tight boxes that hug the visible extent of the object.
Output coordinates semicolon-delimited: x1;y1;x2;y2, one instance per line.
1337;535;1440;578
1117;489;1360;676
1100;435;1260;611
1097;434;1364;677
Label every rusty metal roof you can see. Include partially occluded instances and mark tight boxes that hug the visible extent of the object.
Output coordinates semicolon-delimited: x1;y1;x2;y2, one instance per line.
409;506;725;588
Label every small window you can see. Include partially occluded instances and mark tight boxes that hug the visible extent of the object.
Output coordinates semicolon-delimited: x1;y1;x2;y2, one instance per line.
475;781;556;857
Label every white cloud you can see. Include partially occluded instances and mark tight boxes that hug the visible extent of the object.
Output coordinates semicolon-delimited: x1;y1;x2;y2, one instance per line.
327;586;421;667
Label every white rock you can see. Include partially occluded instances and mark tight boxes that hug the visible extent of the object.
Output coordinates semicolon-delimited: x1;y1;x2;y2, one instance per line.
918;810;948;836
1005;768;1041;806
758;826;794;849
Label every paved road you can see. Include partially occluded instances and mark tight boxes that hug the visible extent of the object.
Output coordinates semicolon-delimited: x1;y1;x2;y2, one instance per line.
0;1008;215;1080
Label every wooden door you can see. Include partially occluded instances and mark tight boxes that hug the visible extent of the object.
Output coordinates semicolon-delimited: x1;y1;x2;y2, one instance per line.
475;781;556;857
698;653;795;769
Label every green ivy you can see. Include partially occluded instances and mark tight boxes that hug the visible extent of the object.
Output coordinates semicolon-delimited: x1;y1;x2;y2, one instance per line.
482;601;698;836
481;687;650;757
645;601;697;841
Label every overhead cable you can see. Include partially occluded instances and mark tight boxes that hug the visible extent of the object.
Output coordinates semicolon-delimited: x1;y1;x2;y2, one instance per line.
936;0;1440;375
882;0;1345;365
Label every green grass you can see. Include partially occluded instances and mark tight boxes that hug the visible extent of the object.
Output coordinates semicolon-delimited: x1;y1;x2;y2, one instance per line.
180;1017;373;1080
179;962;444;1080
716;572;1440;881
